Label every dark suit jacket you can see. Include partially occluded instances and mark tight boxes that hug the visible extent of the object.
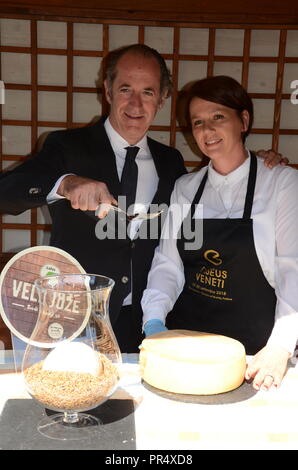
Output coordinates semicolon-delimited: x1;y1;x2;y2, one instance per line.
0;117;186;347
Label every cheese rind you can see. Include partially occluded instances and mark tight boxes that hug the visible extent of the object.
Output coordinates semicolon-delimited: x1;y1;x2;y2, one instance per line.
139;330;246;395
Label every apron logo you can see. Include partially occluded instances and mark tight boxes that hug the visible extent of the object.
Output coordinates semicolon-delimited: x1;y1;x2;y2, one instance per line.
203;249;222;266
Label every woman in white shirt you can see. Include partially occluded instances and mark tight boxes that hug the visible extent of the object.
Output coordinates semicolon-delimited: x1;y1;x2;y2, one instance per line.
141;75;298;391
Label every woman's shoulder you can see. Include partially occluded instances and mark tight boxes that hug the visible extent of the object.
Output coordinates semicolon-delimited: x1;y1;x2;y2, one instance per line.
256;156;298;178
256;156;298;192
171;165;208;203
175;165;208;186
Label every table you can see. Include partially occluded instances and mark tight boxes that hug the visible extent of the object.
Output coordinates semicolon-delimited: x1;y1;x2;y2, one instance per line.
1;350;298;450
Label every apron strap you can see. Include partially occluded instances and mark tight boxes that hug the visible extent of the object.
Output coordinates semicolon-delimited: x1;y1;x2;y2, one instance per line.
190;167;208;219
243;152;257;220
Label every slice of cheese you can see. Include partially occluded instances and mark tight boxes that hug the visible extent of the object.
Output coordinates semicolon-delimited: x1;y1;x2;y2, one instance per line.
139;330;246;395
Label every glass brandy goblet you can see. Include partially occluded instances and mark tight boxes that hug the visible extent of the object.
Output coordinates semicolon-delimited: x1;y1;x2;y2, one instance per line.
22;274;121;440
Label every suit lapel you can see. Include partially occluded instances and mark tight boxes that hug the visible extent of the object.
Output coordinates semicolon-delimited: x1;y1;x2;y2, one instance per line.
148;137;170;206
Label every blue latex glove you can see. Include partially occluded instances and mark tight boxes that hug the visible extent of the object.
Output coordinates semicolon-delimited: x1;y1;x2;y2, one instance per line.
143;319;168;337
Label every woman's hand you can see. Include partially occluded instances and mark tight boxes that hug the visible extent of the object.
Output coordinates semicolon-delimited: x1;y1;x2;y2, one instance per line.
143;319;168;338
245;344;291;391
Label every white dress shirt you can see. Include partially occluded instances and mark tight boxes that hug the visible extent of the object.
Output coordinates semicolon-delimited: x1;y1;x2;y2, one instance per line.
103;118;158;222
47;117;159;305
141;153;298;355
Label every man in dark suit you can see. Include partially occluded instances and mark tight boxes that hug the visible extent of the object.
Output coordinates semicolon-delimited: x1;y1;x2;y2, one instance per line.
0;44;186;352
0;44;286;352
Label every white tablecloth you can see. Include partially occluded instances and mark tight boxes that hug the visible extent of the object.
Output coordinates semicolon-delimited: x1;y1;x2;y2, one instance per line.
1;351;298;450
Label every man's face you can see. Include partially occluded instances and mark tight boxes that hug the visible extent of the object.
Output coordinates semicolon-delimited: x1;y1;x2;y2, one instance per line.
104;52;166;145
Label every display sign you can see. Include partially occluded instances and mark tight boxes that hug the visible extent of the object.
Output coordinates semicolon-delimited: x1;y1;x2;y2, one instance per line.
0;246;86;346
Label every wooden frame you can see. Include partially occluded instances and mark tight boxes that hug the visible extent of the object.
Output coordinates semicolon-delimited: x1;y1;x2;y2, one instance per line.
1;0;298;25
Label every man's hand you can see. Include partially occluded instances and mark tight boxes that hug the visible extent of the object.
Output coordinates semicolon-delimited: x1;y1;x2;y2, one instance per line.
57;175;117;218
256;149;289;168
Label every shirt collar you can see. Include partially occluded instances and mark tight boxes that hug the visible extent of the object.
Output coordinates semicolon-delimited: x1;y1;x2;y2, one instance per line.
208;149;251;190
104;117;149;157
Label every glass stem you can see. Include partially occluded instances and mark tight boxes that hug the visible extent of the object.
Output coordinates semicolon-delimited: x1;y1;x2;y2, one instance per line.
63;411;79;424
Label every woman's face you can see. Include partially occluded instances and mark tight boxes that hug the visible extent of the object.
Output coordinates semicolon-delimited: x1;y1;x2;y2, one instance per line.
189;97;249;161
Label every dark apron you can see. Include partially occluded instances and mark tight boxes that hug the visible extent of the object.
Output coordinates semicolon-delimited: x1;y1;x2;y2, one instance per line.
166;153;276;355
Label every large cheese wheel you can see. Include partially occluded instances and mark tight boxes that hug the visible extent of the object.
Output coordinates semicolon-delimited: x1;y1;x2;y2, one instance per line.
139;330;246;395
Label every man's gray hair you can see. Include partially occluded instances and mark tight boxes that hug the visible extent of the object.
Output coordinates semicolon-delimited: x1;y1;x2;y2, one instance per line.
105;44;173;98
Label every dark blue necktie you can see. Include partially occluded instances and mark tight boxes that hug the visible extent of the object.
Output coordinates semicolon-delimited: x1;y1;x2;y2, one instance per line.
121;146;139;211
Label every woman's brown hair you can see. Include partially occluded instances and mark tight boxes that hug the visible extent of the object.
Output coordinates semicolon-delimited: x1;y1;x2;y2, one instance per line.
187;75;254;143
